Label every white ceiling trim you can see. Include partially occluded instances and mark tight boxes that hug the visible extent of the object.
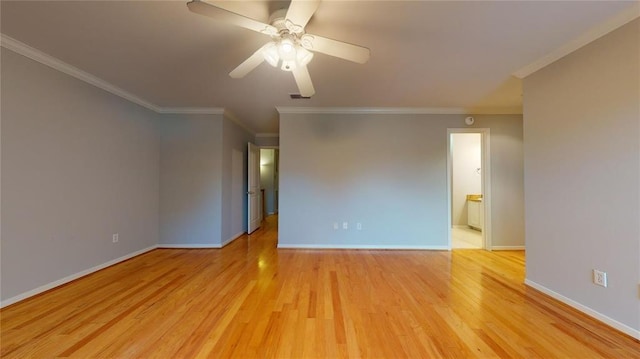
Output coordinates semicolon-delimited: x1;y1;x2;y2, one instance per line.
276;107;523;115
158;108;224;115
0;34;254;131
512;3;640;79
1;33;161;112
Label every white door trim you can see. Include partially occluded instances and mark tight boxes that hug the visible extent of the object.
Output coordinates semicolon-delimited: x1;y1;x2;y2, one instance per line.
247;143;261;234
447;128;492;250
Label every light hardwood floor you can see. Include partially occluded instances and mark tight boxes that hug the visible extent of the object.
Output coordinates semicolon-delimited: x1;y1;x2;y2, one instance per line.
451;226;482;249
1;216;639;358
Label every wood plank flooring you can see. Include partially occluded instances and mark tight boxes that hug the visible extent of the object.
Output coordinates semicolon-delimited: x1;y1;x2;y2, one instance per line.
1;215;639;358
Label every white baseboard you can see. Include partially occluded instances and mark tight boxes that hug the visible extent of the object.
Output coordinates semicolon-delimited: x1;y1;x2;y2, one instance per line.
491;245;525;250
0;245;158;308
221;232;245;247
525;279;640;340
157;234;245;249
157;243;222;249
277;244;449;250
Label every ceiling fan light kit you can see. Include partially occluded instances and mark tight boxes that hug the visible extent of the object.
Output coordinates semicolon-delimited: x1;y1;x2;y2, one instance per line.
187;0;370;97
264;36;314;71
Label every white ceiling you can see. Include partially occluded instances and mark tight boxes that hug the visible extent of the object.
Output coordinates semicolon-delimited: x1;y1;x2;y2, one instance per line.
1;1;637;133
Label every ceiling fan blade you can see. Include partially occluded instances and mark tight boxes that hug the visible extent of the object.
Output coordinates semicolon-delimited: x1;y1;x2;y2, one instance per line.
285;0;320;31
187;0;277;36
292;65;315;97
229;44;268;78
302;34;370;64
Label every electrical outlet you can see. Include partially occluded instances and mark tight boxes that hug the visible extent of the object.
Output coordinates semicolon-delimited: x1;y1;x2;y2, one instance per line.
342;222;348;230
593;269;607;287
356;222;362;230
112;233;119;243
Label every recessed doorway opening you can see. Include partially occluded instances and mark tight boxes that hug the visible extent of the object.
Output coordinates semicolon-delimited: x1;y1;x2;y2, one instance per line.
447;129;491;250
259;148;279;219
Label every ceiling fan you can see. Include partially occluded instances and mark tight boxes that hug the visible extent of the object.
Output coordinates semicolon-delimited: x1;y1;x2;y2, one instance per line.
187;0;370;97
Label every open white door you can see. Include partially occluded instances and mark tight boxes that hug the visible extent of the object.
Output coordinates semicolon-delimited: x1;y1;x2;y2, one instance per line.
247;143;261;234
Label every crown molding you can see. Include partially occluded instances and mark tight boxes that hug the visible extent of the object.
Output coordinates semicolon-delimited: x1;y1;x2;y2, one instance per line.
276;106;522;115
158;107;224;115
255;133;279;138
513;3;640;79
0;33;259;133
1;33;161;112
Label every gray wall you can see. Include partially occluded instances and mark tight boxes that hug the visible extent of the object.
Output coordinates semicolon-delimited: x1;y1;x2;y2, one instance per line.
484;115;525;249
278;113;523;249
523;19;639;332
158;114;223;246
158;114;254;247
1;48;256;304
1;49;160;301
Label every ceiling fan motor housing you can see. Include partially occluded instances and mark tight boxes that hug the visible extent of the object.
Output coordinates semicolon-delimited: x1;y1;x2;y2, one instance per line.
262;9;314;72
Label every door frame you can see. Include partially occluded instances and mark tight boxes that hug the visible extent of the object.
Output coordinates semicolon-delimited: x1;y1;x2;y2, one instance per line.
446;128;492;250
247;142;261;234
258;146;280;216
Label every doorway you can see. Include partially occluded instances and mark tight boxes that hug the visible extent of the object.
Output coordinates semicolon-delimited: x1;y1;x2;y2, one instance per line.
447;129;491;250
259;148;279;219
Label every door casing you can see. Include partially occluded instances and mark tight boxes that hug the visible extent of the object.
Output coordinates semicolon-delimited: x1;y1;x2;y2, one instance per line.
247;142;261;234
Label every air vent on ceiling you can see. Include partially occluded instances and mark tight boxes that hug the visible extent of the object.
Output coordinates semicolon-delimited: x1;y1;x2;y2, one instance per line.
290;94;311;99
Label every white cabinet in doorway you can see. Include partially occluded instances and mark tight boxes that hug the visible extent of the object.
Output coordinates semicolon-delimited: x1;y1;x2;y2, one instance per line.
467;197;483;231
